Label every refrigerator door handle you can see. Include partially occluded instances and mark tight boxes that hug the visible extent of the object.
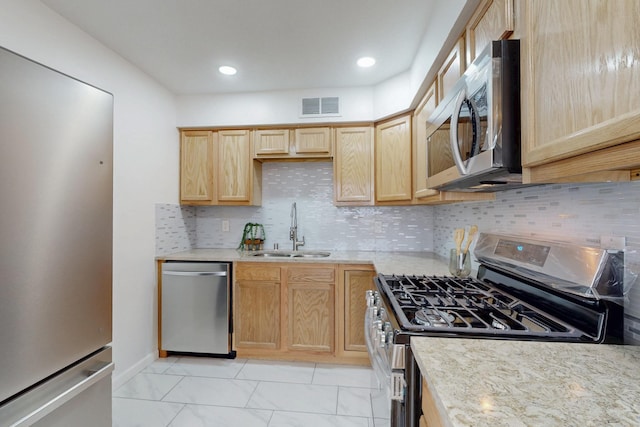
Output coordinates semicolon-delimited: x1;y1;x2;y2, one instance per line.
162;271;228;277
0;350;114;427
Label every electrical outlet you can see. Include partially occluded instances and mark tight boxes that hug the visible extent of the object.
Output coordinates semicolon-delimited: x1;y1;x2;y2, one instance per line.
374;221;383;234
600;235;625;250
222;219;230;232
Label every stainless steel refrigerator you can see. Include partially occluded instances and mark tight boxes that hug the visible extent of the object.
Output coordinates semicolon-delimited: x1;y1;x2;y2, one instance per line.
0;46;113;426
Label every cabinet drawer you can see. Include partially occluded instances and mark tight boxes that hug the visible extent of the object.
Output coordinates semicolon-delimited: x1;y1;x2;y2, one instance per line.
236;264;281;281
287;266;335;283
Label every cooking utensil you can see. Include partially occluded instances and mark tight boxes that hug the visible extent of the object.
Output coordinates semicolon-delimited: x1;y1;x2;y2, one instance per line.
463;225;478;254
454;228;465;256
460;225;478;270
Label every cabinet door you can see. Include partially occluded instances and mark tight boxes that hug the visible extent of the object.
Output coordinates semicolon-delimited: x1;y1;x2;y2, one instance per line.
217;130;252;203
180;130;213;203
413;83;439;200
235;263;281;350
294;127;332;156
334;126;374;205
286;266;335;353
375;115;412;203
287;282;334;352
342;268;376;352
254;129;290;157
466;0;514;64
521;0;640;177
437;37;465;103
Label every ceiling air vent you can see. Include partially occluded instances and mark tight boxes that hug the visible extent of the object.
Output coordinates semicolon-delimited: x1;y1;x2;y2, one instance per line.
300;97;340;117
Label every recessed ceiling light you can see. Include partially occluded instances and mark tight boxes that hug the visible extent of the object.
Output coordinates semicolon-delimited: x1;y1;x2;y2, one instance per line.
218;65;237;75
357;57;376;68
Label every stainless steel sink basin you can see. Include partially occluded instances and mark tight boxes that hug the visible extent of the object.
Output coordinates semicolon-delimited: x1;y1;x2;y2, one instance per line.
247;251;331;258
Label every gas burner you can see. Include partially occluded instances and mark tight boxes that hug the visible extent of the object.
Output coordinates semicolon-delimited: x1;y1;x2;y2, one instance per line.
414;308;454;327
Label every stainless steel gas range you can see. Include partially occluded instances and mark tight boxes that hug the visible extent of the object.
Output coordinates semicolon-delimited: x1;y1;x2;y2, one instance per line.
366;233;631;427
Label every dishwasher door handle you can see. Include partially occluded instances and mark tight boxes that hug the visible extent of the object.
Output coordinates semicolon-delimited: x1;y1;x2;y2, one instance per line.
162;271;227;277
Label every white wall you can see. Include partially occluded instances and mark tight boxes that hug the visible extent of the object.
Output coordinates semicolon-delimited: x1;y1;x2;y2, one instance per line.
176;1;476;125
0;0;179;387
176;87;374;127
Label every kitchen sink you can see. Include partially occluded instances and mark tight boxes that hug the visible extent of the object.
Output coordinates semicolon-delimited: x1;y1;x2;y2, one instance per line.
247;251;331;258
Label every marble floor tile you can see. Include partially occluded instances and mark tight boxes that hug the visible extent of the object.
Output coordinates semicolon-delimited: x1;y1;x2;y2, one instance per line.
235;359;315;384
268;411;370;427
370;388;391;420
112;397;183;427
162;377;258;407
113;373;183;400
164;356;247;378
313;364;377;388
143;356;180;374
168;404;272;427
337;387;374;418
246;381;338;414
372;418;391;427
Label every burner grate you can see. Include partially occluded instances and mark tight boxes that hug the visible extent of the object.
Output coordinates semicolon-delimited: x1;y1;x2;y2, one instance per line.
377;274;581;339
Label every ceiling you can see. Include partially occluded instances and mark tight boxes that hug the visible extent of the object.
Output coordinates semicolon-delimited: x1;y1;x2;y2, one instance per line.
41;0;455;95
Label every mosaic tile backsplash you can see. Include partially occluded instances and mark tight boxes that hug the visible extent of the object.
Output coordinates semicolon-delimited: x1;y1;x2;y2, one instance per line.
156;162;640;342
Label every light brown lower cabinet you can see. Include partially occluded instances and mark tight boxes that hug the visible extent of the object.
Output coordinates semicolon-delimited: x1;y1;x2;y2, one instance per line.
421;378;444;427
234;262;373;365
337;265;376;363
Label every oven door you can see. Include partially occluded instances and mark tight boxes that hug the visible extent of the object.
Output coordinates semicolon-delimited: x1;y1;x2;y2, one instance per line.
365;291;407;425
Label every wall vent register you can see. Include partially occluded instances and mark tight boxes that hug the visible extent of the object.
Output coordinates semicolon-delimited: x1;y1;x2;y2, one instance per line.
301;96;340;116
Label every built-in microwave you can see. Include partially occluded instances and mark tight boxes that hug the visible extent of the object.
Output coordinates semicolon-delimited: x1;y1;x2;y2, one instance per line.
425;39;522;192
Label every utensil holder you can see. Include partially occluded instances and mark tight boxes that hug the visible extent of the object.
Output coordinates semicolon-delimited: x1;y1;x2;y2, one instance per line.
449;249;471;277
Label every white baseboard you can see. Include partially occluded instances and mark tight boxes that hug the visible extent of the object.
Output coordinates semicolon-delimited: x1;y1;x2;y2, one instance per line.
112;352;156;391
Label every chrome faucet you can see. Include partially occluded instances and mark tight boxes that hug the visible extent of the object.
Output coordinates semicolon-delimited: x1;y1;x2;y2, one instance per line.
289;202;305;251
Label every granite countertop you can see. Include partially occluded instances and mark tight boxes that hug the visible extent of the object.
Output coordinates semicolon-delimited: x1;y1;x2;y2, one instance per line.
157;248;450;276
411;337;640;426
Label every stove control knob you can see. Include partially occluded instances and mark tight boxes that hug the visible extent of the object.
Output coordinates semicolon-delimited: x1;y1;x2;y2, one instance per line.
373;291;381;306
366;290;374;307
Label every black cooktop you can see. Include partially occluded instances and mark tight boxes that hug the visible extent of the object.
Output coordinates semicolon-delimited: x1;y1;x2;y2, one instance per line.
376;273;597;340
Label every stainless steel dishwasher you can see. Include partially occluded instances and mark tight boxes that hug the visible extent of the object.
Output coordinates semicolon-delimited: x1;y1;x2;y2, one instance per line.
160;262;235;357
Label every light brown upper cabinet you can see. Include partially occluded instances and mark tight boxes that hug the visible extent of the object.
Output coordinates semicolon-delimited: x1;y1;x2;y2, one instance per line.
217;130;260;204
180;129;261;205
334;126;374;206
180;130;214;203
466;0;514;65
519;0;640;183
375;114;412;203
412;82;439;201
252;126;332;160
253;129;290;156
437;37;465;103
294;127;332;156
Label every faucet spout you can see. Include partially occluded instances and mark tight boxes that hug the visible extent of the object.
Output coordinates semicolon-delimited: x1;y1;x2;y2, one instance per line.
289;202;305;251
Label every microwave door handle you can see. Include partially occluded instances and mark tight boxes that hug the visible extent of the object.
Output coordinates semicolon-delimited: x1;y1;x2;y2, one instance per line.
450;90;469;175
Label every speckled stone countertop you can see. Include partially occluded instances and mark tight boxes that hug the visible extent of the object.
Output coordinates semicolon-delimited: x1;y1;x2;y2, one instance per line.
157;249;450;276
411;337;640;426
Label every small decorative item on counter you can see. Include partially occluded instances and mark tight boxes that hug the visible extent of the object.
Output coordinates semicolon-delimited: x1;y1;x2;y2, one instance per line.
238;222;265;251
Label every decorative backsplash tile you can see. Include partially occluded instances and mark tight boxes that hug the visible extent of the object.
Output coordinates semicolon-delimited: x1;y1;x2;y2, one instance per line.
193;162;436;252
155;165;640;342
155;203;196;255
